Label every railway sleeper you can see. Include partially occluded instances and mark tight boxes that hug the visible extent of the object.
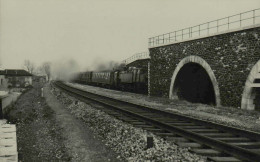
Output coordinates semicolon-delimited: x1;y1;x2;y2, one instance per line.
191;148;222;157
186;129;220;133
103;109;121;113
141;115;165;119
198;132;234;137
177;125;206;129
230;142;260;149
130;121;146;125
166;137;189;142
164;120;189;123
170;123;196;126
214;137;251;143
112;114;128;118
134;125;154;129
250;149;260;153
207;156;241;162
155;132;177;137
117;118;139;122
176;142;202;148
107;112;121;116
134;112;155;115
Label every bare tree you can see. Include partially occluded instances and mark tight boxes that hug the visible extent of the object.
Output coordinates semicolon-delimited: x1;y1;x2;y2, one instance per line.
42;62;51;82
24;60;35;74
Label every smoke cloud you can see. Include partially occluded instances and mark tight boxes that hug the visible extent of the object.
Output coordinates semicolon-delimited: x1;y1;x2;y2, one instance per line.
51;58;80;81
50;57;127;81
91;59;126;71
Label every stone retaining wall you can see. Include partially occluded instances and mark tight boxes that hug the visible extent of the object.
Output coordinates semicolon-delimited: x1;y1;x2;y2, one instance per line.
149;26;260;108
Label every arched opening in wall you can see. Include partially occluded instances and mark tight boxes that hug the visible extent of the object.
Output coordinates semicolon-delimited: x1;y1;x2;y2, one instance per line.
241;60;260;110
173;62;216;105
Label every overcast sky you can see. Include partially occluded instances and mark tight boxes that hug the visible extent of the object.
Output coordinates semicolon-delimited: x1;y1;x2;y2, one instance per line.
0;0;259;70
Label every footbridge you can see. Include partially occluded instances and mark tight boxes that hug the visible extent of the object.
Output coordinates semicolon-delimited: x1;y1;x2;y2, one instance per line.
148;8;260;110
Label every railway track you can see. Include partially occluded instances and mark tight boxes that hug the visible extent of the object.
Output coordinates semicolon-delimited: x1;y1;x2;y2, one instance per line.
54;81;260;162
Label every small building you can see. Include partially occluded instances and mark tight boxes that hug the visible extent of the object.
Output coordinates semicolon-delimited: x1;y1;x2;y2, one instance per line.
0;69;33;88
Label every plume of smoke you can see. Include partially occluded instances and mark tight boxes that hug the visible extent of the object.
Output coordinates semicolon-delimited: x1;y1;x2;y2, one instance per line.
92;59;126;72
51;58;80;81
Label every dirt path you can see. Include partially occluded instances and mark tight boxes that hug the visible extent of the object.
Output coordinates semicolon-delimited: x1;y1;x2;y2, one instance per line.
5;83;70;161
44;84;120;162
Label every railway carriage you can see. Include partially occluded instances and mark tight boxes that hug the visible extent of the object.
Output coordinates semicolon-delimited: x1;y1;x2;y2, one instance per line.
73;66;148;93
74;72;92;84
82;72;92;83
92;71;113;87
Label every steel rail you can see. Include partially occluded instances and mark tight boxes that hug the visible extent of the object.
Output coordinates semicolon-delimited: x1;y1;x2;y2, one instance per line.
54;81;260;161
56;81;260;140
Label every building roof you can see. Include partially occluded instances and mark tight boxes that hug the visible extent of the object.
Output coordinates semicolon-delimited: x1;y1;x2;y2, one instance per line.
0;69;33;76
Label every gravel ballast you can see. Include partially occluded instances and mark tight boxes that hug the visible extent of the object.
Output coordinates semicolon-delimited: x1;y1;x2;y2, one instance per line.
65;82;260;133
51;84;206;161
44;84;121;162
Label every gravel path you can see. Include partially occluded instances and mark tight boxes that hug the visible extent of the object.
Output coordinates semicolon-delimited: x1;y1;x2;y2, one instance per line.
44;84;121;162
66;82;260;133
5;83;70;161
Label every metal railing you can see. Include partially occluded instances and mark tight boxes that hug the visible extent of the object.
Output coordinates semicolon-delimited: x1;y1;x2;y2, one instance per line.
149;8;260;48
122;52;150;65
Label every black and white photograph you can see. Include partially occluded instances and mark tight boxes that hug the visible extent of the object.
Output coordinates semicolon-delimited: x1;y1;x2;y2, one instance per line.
0;0;260;161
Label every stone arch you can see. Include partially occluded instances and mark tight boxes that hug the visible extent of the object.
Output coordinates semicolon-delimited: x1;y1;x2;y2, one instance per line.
169;55;221;107
241;60;260;110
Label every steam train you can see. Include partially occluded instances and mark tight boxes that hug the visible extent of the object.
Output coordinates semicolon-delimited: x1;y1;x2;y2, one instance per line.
74;67;148;94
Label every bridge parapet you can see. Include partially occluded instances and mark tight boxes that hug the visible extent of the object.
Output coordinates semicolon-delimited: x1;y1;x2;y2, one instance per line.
122;52;150;65
149;8;260;48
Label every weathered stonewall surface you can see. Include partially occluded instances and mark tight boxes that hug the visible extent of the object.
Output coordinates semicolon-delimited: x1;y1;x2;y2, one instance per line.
149;26;260;108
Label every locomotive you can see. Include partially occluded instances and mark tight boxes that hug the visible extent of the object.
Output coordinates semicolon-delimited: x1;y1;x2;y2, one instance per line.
74;67;148;94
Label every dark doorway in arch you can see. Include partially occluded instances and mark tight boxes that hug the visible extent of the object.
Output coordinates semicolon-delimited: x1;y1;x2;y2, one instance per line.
253;88;260;111
173;63;216;105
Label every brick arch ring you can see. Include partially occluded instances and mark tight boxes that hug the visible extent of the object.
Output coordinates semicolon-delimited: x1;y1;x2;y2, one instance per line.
169;55;221;107
241;60;260;110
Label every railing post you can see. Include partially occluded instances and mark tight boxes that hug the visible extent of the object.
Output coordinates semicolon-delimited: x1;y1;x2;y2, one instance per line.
182;29;183;40
0;99;2;119
199;25;200;36
207;22;209;35
190;27;192;37
240;13;242;27
169;33;170;43
253;10;255;24
228;17;229;30
175;31;176;41
163;34;164;44
217;19;219;32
